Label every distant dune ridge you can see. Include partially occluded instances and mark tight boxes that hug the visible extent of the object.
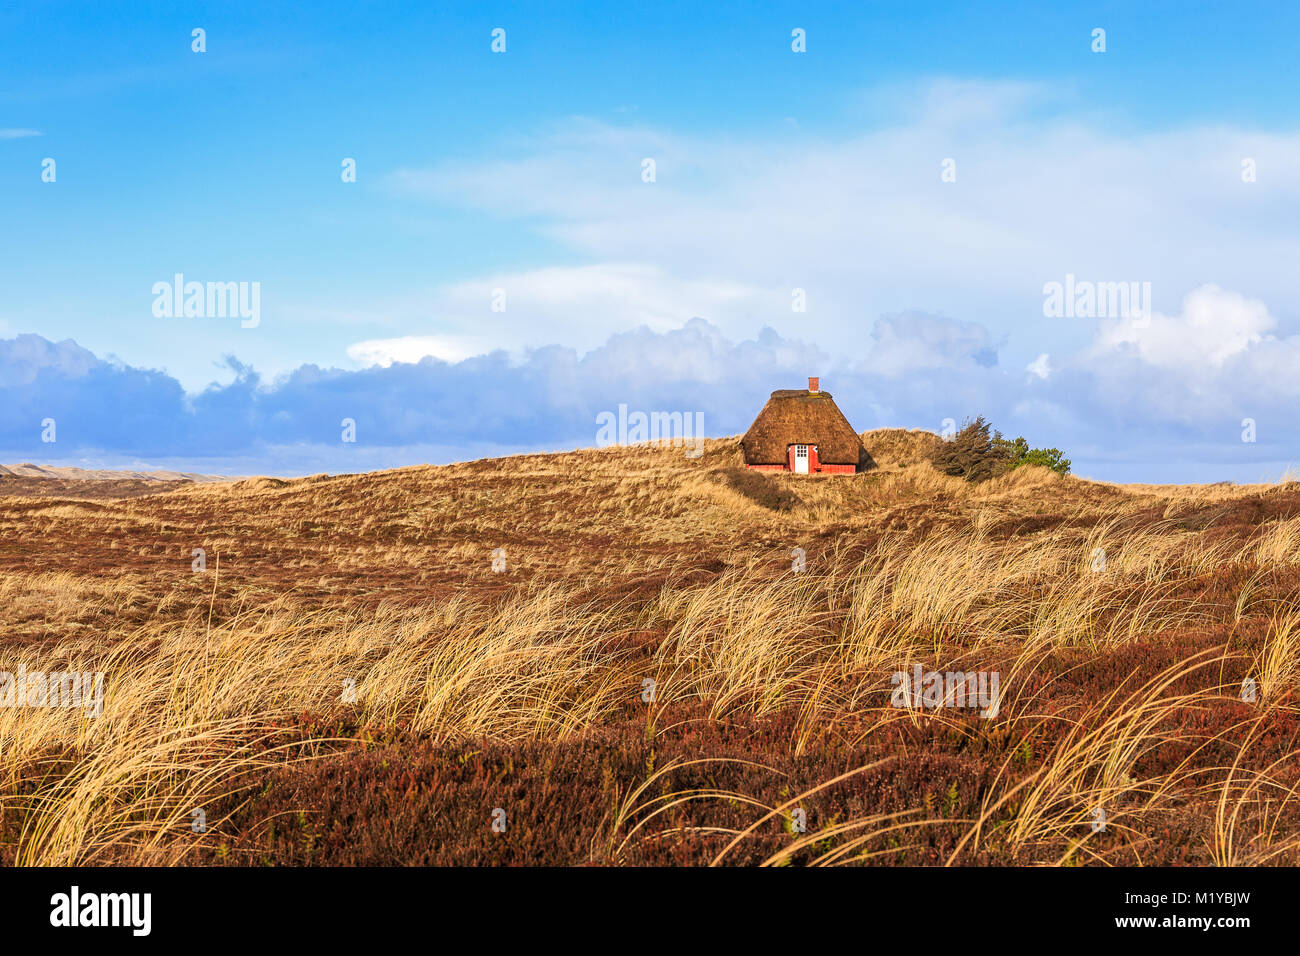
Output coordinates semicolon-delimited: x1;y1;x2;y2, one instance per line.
0;463;233;482
0;430;942;485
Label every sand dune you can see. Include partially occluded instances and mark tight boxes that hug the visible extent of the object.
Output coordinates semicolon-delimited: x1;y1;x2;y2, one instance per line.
0;463;235;482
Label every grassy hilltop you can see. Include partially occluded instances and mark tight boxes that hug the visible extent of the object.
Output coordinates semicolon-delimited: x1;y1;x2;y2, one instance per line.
2;430;1299;865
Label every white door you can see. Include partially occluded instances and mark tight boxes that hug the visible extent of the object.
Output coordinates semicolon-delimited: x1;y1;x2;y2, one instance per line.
792;444;809;473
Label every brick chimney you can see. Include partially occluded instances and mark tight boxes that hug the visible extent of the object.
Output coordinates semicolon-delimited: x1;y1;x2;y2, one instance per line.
808;376;820;393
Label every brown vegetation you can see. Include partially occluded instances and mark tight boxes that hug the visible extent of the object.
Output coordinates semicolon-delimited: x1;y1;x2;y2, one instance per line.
2;430;1299;866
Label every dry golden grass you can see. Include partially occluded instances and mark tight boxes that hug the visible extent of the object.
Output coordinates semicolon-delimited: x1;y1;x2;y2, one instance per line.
2;433;1299;865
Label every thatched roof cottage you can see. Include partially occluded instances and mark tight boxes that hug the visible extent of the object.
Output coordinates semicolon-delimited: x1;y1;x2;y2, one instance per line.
740;378;866;474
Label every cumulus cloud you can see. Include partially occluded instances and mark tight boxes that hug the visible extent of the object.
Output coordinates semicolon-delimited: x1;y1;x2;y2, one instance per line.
0;317;1003;470
0;334;98;384
1071;285;1300;430
3;284;1298;482
1093;285;1275;370
0;335;188;455
346;335;492;367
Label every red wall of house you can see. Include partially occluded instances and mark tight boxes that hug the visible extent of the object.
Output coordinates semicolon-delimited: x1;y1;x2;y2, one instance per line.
746;443;855;475
744;462;856;474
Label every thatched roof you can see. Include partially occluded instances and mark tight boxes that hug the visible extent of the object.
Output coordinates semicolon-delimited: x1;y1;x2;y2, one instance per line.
740;389;866;466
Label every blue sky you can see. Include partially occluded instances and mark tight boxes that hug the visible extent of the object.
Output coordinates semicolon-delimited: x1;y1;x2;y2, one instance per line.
4;0;1300;480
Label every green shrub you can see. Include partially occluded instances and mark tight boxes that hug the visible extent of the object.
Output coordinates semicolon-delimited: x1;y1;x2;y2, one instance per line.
995;435;1072;478
929;418;1071;482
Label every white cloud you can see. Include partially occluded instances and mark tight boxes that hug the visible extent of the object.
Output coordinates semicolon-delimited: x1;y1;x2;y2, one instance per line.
1063;284;1300;429
1027;353;1051;380
0;128;42;139
1093;284;1273;369
346;334;493;367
